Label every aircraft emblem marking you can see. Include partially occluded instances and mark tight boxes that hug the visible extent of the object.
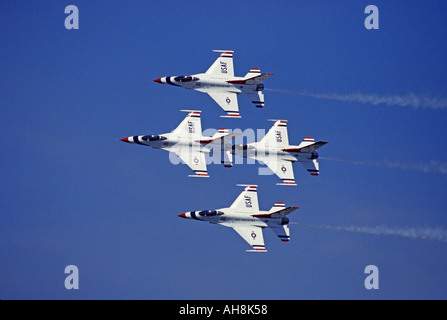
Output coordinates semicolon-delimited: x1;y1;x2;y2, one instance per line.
281;165;287;173
220;61;228;74
225;97;231;104
251;231;256;240
244;196;252;208
187;121;195;133
275;130;282;142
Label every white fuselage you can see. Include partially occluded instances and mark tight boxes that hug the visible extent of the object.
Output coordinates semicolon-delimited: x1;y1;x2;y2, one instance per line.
157;74;261;94
180;208;288;228
123;132;212;154
232;144;317;163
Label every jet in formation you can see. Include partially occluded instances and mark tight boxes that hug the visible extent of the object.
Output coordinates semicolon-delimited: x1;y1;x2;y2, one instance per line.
153;50;273;118
120;110;238;177
232;120;328;186
178;185;298;252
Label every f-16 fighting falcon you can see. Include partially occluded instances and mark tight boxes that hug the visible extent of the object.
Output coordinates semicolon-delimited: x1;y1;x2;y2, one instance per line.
178;185;298;252
120;110;238;177
232;120;328;186
153;50;273;118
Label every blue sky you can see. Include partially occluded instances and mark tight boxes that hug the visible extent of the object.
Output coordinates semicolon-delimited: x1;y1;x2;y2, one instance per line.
1;1;446;299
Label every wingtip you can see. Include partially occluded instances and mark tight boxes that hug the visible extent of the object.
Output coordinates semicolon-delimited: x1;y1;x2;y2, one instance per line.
246;249;268;253
276;182;297;186
220;115;241;119
188;174;210;178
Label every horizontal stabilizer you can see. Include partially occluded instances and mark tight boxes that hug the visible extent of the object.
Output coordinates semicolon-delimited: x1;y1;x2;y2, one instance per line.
227;73;273;85
283;140;328;153
244;91;265;108
221;149;233;168
271;225;290;242
301;159;320;176
252;206;298;218
245;68;261;78
198;129;241;144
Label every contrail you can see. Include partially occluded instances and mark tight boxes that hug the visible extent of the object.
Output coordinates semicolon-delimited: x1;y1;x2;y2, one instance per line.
265;89;447;110
320;157;447;175
299;224;447;243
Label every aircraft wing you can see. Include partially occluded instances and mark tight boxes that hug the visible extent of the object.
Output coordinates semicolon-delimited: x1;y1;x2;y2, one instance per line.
258;120;289;148
229;185;259;212
171;110;202;139
205;50;234;78
173;147;209;178
258;157;297;186
206;91;241;118
232;226;267;252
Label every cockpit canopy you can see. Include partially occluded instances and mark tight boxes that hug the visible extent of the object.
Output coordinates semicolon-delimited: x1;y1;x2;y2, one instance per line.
198;210;224;217
173;75;199;82
141;135;167;142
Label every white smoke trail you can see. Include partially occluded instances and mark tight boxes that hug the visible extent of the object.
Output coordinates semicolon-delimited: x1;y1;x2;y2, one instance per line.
265;89;447;110
300;224;447;243
320;157;447;175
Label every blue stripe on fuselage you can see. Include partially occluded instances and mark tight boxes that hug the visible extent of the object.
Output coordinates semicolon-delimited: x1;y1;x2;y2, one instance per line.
166;77;180;86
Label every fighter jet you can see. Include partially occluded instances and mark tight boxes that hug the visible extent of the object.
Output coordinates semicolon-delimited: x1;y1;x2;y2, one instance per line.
232;120;328;186
120;110;238;177
153;50;273;118
178;184;298;252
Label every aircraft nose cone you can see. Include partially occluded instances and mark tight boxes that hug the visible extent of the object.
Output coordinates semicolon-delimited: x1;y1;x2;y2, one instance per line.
120;137;130;143
153;78;162;83
178;213;187;218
